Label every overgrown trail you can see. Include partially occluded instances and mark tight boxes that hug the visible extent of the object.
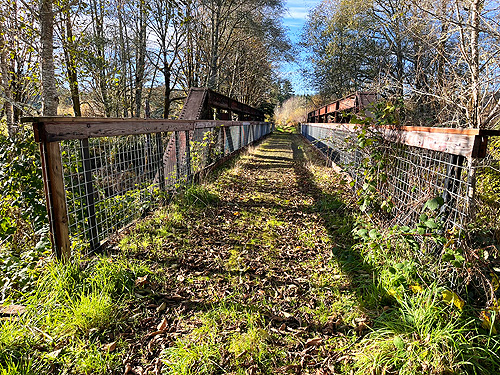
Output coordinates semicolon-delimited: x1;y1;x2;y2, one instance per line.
3;133;498;374
119;132;363;373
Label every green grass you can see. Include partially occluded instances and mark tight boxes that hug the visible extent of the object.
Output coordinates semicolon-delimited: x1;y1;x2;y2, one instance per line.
1;133;499;374
353;287;500;374
0;256;145;374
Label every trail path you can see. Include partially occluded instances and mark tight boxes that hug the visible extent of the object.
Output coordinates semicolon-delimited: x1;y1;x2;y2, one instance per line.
121;132;363;373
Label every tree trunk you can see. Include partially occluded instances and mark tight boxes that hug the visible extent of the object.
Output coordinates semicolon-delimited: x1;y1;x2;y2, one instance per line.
163;64;171;119
90;0;111;117
134;0;147;117
61;7;81;117
117;1;129;117
40;0;58;116
470;0;481;128
0;45;14;135
207;4;221;90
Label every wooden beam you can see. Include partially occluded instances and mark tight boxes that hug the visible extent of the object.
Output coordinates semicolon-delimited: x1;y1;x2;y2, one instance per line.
23;117;269;143
303;122;500;158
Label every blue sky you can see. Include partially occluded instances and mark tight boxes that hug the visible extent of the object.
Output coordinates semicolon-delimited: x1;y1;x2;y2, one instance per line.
281;0;320;95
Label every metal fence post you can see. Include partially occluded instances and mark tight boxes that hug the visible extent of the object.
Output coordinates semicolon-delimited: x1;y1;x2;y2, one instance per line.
80;139;99;252
185;130;192;182
156;133;165;190
174;131;182;182
226;126;235;153
440;154;465;220
221;126;226;156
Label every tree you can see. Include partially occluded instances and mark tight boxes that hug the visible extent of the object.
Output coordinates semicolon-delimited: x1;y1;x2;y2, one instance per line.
301;0;384;100
55;0;83;116
148;0;187;118
40;0;57;116
0;0;40;128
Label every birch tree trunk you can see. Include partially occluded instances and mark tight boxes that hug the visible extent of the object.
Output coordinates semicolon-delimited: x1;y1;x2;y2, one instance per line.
470;0;482;129
0;44;14;135
40;0;58;116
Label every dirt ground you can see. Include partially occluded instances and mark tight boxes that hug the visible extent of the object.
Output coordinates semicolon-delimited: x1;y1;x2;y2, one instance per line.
116;132;365;374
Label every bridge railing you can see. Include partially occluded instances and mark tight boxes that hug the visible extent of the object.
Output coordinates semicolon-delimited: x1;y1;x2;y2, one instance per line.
26;117;272;259
301;122;500;237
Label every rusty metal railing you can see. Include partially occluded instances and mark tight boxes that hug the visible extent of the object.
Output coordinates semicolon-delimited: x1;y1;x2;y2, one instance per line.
301;122;500;234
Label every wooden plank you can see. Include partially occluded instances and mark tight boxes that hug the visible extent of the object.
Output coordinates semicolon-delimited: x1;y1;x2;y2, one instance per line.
303;122;500;158
30;118;196;142
382;128;478;157
303;122;500;137
25;117;269;142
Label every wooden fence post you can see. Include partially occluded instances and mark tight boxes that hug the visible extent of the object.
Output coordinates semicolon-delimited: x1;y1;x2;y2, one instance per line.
40;141;71;261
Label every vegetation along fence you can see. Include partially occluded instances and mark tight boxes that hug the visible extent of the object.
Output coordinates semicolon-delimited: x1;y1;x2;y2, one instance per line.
301;121;500;239
24;89;273;260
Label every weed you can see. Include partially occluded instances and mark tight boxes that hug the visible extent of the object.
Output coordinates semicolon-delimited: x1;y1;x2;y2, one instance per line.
353;287;500;374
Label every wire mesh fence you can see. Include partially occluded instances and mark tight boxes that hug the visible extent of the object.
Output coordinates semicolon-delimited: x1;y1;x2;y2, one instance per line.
58;123;272;253
301;123;473;234
473;135;500;242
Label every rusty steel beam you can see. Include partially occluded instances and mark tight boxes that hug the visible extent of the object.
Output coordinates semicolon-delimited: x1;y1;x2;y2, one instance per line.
307;91;376;123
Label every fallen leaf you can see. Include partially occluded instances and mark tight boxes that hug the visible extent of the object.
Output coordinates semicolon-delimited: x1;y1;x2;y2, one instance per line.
305;338;323;347
491;273;500;291
157;318;168;331
480;310;498;334
0;305;26;315
124;364;134;375
103;341;117;352
355;322;368;333
145;330;166;339
442;290;465;310
156;302;167;312
135;275;149;287
409;284;423;293
46;348;62;359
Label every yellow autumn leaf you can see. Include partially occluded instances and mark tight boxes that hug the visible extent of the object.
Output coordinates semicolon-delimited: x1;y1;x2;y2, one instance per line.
442;290;465;310
409;285;423;293
480;310;498;334
490;273;500;291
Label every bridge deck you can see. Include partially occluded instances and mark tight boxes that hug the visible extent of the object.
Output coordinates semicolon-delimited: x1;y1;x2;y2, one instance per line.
118;132;367;371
